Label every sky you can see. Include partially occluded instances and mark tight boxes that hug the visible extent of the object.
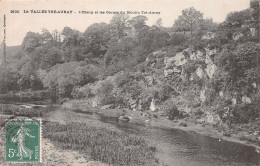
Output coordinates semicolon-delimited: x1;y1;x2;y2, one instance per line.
0;0;250;46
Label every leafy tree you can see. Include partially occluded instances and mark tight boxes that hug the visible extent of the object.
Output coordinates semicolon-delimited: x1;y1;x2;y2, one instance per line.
181;7;203;34
110;14;130;39
226;9;251;24
198;18;218;31
173;15;190;32
21;32;42;52
129;15;148;30
250;0;259;21
83;23;111;55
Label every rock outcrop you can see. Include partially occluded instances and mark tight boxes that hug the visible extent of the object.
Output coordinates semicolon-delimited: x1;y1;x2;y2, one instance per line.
201;32;216;40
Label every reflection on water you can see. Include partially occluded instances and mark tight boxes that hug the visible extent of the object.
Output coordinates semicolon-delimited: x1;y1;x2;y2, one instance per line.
100;115;260;166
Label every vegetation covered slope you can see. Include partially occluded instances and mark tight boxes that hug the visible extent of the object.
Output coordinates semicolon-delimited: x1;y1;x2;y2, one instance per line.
0;1;259;137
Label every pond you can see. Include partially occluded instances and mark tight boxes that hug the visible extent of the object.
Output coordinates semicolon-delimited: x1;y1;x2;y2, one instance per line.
99;115;260;166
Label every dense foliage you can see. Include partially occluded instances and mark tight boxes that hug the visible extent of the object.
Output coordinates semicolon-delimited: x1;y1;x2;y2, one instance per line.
0;3;259;126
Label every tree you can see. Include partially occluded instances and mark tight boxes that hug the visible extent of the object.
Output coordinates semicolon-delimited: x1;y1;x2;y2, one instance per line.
129;15;148;30
83;23;111;55
198;18;218;31
173;15;189;32
226;9;251;24
21;32;42;52
250;0;259;21
181;7;203;34
110;14;130;39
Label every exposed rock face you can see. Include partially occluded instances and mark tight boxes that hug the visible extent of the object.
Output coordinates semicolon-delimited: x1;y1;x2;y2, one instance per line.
190;50;204;61
201;32;216;40
205;63;217;79
150;99;157;111
153;50;167;56
206;113;221;125
164;52;187;69
196;66;205;78
92;101;98;108
164;47;217;79
219;91;224;97
252;82;257;89
200;90;206;102
205;52;217;79
250;28;256;37
242;96;251;104
232;98;237;105
233;32;243;41
205;47;217;56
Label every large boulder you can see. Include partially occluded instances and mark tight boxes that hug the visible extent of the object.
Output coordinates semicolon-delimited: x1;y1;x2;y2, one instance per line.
150;99;157;112
164;52;187;69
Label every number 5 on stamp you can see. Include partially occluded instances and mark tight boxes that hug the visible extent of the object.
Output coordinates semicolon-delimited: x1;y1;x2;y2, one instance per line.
5;119;41;162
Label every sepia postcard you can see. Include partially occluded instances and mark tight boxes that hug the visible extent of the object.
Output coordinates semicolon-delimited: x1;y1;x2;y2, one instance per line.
0;0;259;165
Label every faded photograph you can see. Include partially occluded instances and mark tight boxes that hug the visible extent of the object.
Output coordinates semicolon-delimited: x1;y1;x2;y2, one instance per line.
0;0;259;165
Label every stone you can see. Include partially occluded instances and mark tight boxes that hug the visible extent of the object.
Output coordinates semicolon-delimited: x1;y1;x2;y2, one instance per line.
252;82;257;89
150;99;157;112
92;101;98;108
158;111;165;116
196;67;205;78
250;28;256;37
119;116;130;122
101;104;114;110
232;98;237;105
242;96;251;104
201;32;216;40
200;90;206;102
219;91;224;97
205;63;217;79
165;52;187;68
153;50;166;56
164;69;174;77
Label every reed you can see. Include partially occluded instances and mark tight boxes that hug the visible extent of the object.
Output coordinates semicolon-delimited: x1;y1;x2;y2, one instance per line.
43;122;158;165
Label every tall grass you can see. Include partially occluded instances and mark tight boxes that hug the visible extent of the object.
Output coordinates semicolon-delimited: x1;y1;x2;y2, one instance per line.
43;122;158;165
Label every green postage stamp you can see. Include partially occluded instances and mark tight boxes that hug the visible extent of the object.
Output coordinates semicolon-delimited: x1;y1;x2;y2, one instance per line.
5;119;41;163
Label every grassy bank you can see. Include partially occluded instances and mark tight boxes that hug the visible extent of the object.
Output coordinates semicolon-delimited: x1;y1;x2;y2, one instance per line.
43;122;158;166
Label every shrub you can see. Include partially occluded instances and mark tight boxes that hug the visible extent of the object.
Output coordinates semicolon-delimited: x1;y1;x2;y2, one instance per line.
231;102;259;124
158;84;174;101
161;99;182;120
98;81;116;105
168;33;188;46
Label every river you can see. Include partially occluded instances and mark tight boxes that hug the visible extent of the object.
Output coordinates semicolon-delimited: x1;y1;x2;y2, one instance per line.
1;104;259;166
99;115;260;166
